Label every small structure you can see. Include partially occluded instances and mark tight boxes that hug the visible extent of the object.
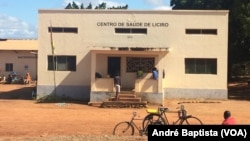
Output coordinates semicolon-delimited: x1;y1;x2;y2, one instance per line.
0;39;38;81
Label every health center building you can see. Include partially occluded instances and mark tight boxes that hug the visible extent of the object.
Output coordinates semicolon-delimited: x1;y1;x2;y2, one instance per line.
37;9;229;104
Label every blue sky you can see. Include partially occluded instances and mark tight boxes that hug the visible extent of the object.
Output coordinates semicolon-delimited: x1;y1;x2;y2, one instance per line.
0;0;171;39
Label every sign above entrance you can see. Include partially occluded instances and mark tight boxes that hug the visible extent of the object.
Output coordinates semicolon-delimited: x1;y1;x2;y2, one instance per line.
97;22;169;27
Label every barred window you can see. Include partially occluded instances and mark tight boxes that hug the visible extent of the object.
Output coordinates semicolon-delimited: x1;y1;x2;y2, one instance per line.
126;57;154;72
48;55;76;71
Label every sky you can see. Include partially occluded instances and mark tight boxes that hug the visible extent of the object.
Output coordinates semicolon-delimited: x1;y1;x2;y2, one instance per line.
0;0;171;39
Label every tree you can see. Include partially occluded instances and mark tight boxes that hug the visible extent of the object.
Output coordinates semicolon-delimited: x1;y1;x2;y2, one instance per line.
86;3;92;9
95;2;106;9
65;3;72;9
170;0;250;79
80;3;84;9
65;1;127;10
65;1;79;9
72;1;79;9
108;4;128;9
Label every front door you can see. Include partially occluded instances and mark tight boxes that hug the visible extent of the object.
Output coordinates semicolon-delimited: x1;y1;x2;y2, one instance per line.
108;57;121;78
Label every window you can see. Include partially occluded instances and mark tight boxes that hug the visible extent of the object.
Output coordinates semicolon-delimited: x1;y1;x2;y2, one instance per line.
48;56;76;71
48;27;78;33
186;29;217;35
126;57;154;72
185;58;217;74
115;28;147;34
5;63;13;72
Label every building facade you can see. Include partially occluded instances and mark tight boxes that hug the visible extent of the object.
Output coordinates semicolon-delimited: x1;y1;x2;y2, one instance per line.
0;39;38;81
38;9;229;104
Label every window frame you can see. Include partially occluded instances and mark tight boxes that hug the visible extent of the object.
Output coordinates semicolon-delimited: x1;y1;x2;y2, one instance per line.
5;63;13;72
185;58;217;74
126;57;154;72
186;29;217;35
115;28;147;34
48;55;76;71
48;27;78;33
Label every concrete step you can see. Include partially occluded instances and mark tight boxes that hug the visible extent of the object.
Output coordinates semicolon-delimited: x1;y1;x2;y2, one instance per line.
118;97;141;102
120;91;134;94
100;101;148;108
118;94;136;98
109;96;140;102
88;102;103;107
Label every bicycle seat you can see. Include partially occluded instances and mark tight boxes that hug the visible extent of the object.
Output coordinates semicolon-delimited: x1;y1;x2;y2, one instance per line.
146;108;158;114
146;107;168;114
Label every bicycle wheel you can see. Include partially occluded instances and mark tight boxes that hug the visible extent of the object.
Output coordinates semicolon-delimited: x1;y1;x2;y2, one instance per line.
113;121;134;136
180;116;203;125
142;114;166;135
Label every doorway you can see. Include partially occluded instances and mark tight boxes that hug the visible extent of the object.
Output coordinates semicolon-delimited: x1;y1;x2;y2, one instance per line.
108;57;121;78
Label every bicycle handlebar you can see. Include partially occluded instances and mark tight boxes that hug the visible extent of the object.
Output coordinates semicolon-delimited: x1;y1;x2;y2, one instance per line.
145;104;186;114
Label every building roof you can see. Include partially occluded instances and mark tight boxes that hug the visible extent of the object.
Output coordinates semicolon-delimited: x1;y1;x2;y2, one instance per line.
0;39;38;51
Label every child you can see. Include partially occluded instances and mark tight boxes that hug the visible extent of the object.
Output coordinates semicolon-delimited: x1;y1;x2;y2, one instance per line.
222;110;236;125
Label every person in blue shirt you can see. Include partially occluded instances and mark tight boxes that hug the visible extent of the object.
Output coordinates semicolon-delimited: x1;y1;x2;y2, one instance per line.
152;67;158;80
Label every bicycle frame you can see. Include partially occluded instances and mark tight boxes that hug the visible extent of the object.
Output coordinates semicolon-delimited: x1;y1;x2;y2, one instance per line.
128;112;146;135
146;105;190;125
157;109;170;125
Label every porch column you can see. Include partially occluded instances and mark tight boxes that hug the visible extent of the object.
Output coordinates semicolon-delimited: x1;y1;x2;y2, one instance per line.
90;52;96;91
157;53;164;93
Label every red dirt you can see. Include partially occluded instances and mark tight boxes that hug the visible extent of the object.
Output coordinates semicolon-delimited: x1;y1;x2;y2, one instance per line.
0;82;249;140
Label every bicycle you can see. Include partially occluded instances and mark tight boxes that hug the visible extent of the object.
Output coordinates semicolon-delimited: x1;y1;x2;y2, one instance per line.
113;112;146;136
142;104;203;134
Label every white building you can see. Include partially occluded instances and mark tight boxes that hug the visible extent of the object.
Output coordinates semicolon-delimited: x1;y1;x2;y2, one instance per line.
37;9;229;104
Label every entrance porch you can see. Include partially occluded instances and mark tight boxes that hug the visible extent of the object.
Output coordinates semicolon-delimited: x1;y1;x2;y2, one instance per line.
89;48;168;106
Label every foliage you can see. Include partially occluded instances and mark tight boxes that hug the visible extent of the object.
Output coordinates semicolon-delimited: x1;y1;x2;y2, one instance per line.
231;61;250;76
170;0;250;78
65;1;128;10
108;5;128;9
65;1;79;9
86;3;92;9
95;2;106;9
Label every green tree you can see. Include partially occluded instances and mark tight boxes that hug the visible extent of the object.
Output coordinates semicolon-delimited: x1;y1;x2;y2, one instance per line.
170;0;250;79
65;1;127;10
108;4;128;9
65;1;79;9
95;2;107;9
65;3;72;9
72;1;79;9
86;3;92;9
80;3;84;9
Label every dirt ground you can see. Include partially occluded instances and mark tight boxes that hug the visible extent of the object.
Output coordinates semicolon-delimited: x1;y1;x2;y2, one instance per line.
0;80;250;141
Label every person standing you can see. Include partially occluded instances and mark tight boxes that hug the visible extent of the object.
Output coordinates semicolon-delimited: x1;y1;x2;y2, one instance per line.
222;110;236;125
7;74;12;84
114;71;121;100
152;67;158;80
24;72;32;84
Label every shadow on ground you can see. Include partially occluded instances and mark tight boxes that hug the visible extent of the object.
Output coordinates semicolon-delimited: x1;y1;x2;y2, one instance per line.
0;84;87;104
0;84;35;100
228;80;250;100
